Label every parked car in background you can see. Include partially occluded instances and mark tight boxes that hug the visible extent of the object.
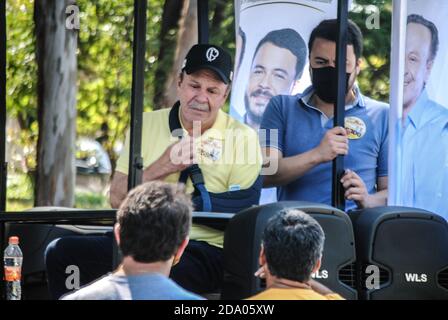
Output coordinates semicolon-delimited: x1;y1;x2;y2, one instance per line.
75;138;112;197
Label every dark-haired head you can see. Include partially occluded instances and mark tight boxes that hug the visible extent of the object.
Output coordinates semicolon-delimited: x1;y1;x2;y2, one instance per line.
309;19;363;60
262;209;325;282
116;181;192;263
407;14;439;62
253;28;307;80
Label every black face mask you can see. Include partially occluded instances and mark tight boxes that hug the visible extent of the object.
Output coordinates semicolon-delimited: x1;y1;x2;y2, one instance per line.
311;66;351;104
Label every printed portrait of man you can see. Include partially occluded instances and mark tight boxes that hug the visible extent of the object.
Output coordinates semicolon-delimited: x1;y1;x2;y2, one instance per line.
243;28;307;130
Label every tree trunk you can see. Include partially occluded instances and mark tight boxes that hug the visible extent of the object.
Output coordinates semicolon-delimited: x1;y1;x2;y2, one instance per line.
162;0;198;109
34;0;77;207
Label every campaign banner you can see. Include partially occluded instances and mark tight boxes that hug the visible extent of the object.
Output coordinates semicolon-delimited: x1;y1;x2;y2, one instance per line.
389;0;448;219
231;0;337;204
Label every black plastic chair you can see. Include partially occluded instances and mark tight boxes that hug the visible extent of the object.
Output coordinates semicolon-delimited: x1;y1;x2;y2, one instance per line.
221;201;357;300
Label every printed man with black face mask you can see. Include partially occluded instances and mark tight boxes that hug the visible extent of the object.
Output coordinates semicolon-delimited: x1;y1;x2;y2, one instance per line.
260;19;389;210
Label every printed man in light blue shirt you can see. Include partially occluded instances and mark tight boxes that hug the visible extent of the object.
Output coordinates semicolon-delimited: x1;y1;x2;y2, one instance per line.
401;15;448;219
260;19;389;211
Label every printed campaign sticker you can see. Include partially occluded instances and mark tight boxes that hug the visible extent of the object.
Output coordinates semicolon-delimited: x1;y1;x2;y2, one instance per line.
197;137;222;162
345;117;366;140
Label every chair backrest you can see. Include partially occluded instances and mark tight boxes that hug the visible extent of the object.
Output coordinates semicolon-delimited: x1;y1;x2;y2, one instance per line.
221;201;357;300
351;206;448;300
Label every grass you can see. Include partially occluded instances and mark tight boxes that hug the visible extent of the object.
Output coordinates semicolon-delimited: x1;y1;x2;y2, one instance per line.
7;199;34;212
6;173;34;211
75;192;111;209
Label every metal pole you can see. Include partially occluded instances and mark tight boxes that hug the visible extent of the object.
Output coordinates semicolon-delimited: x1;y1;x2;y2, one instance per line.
197;0;209;44
0;221;4;300
0;0;7;300
388;0;407;206
332;0;349;211
0;0;7;212
127;0;147;191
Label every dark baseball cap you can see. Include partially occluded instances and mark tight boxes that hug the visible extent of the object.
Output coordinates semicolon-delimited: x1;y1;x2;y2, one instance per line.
182;44;233;84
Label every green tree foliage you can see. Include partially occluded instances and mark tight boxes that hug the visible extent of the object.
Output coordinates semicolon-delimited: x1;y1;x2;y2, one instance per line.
6;0;393;208
7;0;236;171
210;0;235;54
351;0;392;102
76;0;165;167
5;0;236;208
6;1;38;171
7;0;166;172
75;0;134;169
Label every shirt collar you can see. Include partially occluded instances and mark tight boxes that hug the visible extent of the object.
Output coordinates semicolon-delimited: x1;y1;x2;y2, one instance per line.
406;89;429;130
299;85;366;110
208;109;227;136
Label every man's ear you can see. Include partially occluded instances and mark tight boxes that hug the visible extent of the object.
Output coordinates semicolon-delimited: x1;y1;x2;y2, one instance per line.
113;223;121;246
425;59;434;83
312;257;322;275
356;58;363;75
176;73;183;98
222;84;231;100
173;237;189;266
290;79;300;95
177;73;184;88
259;245;266;267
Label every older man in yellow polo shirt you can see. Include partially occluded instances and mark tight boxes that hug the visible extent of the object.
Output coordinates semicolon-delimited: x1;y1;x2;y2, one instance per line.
111;44;262;294
45;44;262;299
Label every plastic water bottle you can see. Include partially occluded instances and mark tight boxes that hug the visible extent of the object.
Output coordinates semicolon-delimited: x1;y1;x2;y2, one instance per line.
4;236;23;300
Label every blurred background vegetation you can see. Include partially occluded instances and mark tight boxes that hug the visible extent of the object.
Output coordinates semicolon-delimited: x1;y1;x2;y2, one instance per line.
5;0;392;211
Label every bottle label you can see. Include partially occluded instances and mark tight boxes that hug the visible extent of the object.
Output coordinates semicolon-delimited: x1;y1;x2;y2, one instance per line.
4;266;21;281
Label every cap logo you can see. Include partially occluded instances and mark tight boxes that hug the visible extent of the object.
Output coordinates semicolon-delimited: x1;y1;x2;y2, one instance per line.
206;47;219;62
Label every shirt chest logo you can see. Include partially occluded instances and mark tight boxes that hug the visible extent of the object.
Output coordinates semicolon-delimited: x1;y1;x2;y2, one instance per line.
197;137;222;162
345;117;366;140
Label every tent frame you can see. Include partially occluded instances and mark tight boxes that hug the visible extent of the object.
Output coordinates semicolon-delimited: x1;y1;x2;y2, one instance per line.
0;0;349;299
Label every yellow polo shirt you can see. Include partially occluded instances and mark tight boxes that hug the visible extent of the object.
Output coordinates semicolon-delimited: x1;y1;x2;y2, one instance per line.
247;288;345;300
115;107;262;248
